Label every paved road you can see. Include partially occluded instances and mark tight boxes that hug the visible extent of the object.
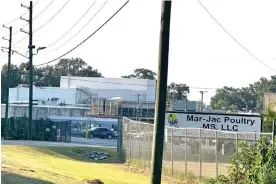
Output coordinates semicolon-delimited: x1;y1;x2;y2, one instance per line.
1;137;117;148
71;137;117;148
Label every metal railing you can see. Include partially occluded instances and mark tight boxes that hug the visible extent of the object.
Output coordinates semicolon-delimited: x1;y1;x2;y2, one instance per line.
120;117;273;181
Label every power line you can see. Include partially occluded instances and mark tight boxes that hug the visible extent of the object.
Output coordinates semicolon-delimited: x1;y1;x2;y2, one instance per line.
7;76;222;92
34;0;129;66
14;51;29;65
12;0;55;36
33;0;55;20
33;0;69;33
10;76;22;87
46;0;108;52
57;77;221;90
198;0;276;73
45;0;96;49
6;70;221;91
12;0;69;47
3;0;40;25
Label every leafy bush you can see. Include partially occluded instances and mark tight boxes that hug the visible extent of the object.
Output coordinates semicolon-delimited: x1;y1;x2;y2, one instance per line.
205;175;231;184
261;105;276;132
205;138;276;184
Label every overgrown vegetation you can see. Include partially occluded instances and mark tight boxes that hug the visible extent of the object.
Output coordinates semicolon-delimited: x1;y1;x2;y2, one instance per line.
205;138;276;184
126;159;199;184
262;105;276;132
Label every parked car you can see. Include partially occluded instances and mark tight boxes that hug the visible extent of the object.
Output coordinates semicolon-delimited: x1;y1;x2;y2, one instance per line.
88;127;117;139
110;128;118;137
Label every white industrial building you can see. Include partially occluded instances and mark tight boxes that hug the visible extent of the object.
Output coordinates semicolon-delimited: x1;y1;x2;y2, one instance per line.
9;76;156;103
7;76;199;121
8;76;157;120
61;76;156;101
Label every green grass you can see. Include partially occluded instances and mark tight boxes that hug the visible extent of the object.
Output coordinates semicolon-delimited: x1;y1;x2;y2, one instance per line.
1;146;156;184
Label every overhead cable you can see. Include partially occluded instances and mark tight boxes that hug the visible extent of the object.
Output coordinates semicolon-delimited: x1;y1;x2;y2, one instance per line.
3;0;40;25
12;0;69;47
12;0;55;36
198;0;276;73
42;77;221;90
47;0;107;52
46;0;96;48
34;0;129;66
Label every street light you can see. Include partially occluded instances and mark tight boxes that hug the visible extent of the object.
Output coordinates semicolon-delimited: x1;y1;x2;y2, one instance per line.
34;46;47;55
2;46;47;59
37;46;46;51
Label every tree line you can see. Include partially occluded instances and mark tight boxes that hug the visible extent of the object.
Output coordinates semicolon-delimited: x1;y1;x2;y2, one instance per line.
4;57;275;114
211;76;276;112
1;57;190;103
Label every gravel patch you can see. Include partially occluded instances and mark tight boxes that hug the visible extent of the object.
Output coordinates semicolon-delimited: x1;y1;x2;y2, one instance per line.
83;151;110;161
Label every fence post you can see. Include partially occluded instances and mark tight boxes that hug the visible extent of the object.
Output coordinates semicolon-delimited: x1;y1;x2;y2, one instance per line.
148;123;151;170
138;123;141;160
215;130;218;177
185;128;187;178
129;120;132;164
117;116;123;160
236;132;238;155
199;129;202;182
171;128;174;178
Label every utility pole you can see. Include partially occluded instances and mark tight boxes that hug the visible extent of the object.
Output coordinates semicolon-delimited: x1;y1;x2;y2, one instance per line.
150;1;171;184
28;1;34;140
199;91;207;112
137;94;140;121
2;25;12;139
21;1;34;140
184;95;187;111
67;65;71;88
135;94;142;121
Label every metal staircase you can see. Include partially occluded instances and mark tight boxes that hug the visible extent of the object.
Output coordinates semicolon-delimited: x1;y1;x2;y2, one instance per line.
76;85;97;104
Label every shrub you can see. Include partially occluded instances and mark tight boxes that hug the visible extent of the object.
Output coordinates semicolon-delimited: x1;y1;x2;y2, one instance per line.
205;175;231;184
205;138;276;184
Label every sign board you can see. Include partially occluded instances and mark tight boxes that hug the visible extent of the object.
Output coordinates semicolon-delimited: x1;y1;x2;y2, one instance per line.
165;112;262;133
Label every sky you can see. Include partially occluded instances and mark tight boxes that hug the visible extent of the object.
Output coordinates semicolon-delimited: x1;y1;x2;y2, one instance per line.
1;0;276;104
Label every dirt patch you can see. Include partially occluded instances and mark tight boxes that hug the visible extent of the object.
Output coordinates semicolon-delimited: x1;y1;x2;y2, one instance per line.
84;179;104;184
20;168;35;172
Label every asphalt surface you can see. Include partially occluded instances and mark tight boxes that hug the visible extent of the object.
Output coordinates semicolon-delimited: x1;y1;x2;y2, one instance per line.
1;137;117;148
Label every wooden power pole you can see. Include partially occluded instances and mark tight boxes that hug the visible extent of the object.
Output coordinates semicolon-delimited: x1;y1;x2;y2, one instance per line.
2;25;12;139
150;1;172;184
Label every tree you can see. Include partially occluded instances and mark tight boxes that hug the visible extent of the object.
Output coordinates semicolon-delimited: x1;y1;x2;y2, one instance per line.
36;65;59;87
211;87;243;111
210;76;276;112
54;58;103;77
1;64;22;103
1;58;103;103
167;82;190;101
122;68;156;80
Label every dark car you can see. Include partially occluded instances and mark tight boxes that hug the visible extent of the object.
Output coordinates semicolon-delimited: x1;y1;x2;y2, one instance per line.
88;127;116;139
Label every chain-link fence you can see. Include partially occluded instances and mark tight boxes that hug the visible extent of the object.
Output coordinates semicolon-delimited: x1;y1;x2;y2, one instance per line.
120;117;273;182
